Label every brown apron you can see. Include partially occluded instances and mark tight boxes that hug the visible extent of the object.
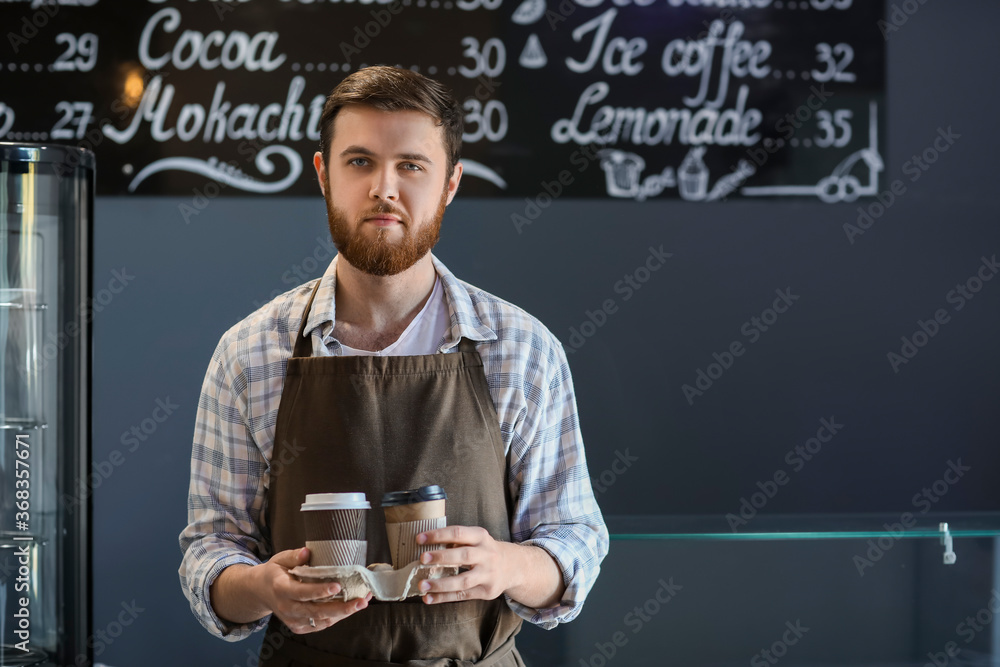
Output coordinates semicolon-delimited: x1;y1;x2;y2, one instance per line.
259;280;524;667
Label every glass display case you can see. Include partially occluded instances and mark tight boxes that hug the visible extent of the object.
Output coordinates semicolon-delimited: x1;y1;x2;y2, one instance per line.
514;514;1000;666
0;144;92;666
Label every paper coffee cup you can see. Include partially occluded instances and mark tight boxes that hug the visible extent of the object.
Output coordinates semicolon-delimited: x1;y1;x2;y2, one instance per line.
301;493;370;566
382;485;447;569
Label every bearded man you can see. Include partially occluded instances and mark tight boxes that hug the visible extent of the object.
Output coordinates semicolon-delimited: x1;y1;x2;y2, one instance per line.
179;65;608;666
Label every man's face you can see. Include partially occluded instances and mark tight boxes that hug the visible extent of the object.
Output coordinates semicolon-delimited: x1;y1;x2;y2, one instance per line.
314;105;462;277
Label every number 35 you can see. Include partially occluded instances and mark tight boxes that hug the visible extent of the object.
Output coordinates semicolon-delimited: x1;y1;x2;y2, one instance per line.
815;109;853;148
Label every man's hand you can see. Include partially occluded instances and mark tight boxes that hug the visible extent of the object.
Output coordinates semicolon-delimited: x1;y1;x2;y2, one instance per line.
253;547;372;634
415;526;565;609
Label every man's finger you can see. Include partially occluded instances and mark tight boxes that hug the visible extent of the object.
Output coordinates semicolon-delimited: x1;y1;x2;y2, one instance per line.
420;544;476;566
286;579;342;603
268;547;311;568
420;585;487;605
314;595;371;617
312;593;372;629
418;571;475;595
309;593;372;627
418;525;483;546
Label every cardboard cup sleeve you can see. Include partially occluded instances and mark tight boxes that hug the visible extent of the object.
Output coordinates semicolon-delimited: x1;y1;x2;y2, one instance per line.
385;517;447;568
304;508;367;566
306;539;367;567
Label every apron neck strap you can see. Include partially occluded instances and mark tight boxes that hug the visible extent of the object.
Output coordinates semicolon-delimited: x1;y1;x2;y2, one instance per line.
457;337;478;355
293;279;323;359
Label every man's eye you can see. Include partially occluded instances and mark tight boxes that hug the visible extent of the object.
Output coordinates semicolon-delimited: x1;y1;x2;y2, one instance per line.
402;163;422;171
349;158;369;167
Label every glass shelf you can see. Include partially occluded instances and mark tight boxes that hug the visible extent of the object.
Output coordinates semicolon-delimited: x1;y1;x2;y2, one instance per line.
0;421;47;429
0;533;51;545
608;512;1000;540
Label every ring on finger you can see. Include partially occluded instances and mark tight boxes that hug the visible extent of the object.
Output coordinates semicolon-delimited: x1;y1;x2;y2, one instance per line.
308;617;316;628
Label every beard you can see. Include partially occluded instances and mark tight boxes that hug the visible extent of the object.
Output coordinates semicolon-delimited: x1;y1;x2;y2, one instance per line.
325;187;448;277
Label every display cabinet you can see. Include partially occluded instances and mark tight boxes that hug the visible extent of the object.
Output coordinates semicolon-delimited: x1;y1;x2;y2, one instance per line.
516;513;1000;666
0;144;92;667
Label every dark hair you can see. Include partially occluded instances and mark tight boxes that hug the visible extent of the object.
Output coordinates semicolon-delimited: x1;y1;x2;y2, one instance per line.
319;66;463;176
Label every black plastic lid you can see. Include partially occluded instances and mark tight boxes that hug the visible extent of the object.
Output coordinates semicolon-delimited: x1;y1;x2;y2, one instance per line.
381;485;447;506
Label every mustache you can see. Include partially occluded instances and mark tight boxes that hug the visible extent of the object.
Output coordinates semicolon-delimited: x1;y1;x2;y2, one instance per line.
361;201;407;222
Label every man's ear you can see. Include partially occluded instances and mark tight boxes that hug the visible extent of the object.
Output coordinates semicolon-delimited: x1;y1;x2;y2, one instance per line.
313;152;327;197
445;161;464;206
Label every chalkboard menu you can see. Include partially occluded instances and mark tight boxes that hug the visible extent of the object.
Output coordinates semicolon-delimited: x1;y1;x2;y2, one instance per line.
0;0;884;200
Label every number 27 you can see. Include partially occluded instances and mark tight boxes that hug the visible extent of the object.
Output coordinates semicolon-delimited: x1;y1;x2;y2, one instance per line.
51;101;93;140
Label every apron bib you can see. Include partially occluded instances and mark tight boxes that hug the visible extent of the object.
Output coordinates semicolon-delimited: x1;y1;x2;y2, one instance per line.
260;280;524;666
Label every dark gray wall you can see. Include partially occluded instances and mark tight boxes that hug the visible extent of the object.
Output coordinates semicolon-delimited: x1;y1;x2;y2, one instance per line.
90;2;1000;665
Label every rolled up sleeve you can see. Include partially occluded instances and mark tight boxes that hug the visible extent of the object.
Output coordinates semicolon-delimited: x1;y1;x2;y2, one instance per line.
506;345;609;629
178;347;273;640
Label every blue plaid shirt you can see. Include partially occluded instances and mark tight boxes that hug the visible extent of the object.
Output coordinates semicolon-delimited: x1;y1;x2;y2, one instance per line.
179;254;609;640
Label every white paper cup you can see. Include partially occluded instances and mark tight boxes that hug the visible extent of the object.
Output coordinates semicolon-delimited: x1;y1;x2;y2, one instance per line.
301;493;371;566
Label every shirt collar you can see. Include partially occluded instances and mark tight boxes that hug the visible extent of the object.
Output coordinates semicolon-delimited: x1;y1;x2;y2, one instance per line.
304;253;498;352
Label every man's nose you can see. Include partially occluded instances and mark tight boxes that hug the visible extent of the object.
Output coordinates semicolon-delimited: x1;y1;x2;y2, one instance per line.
370;168;399;201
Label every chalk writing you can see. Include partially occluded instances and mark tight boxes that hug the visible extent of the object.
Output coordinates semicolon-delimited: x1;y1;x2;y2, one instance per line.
0;0;883;199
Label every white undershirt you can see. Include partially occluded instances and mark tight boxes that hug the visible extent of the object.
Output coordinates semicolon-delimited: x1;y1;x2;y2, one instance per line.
338;274;450;357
